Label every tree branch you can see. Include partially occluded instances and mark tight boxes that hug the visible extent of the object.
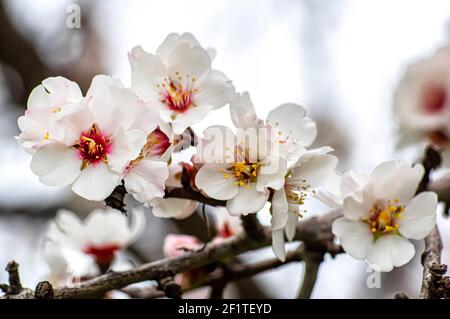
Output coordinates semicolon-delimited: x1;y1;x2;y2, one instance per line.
2;209;341;299
296;248;323;299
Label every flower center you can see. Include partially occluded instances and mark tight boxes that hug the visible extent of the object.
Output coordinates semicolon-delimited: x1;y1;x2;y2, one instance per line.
77;125;110;168
422;83;447;114
365;198;404;239
143;128;171;157
83;243;121;266
158;75;196;114
224;161;260;187
427;130;450;148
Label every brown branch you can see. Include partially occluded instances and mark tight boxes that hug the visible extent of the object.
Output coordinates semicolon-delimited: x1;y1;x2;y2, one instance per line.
296;248;323;299
164;188;226;207
125;246;307;299
420;226;446;298
2;209;341;299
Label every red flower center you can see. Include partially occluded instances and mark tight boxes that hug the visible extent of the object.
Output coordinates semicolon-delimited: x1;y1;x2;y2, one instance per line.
422;83;447;114
83;243;121;266
158;77;195;113
77;125;111;167
144;128;171;157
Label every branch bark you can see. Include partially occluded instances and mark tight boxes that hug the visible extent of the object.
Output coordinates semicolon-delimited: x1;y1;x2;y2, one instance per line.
420;226;445;299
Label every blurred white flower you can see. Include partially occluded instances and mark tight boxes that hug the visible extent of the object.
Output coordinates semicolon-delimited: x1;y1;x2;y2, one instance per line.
212;207;243;243
195;126;287;216
29;78;148;201
332;160;438;272
129;32;235;134
230;91;317;160
271;147;338;261
394;45;450;163
46;207;145;270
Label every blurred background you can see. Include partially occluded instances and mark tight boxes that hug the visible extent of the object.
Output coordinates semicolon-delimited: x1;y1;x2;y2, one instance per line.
0;0;450;298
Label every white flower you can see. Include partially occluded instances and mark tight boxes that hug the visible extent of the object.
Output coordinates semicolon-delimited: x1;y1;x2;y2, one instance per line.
271;147;338;261
394;45;450;163
149;164;198;219
332;160;438;272
212;207;243;243
17;76;83;153
29;79;148;201
129;33;235;134
230;91;317;159
47;207;145;268
195;125;287;216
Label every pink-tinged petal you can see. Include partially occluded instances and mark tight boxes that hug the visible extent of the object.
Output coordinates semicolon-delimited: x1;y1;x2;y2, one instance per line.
163;234;202;258
366;235;415;272
332;218;373;260
72;163;120;201
272;229;286;262
30;143;81;187
226;186;269;216
124;159;169;203
398;192;437;240
195;165;238;200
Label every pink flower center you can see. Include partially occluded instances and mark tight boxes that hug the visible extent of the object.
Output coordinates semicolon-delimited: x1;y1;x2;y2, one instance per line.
158;76;196;113
144;128;171;157
77;125;111;167
422;83;447;114
83;243;121;266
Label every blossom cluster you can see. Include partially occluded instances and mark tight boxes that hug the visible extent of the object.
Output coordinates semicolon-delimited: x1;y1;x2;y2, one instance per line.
18;33;440;272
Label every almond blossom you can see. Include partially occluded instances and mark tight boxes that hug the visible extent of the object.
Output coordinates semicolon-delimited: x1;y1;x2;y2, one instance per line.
195;125;287;216
332;160;438;271
46;208;145;272
28;79;148;201
394;45;450;164
129;33;235;134
271;147;338;261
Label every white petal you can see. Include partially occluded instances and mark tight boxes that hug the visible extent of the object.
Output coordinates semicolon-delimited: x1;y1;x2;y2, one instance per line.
31;143;81;187
27;84;52;110
157;32;202;64
285;205;299;241
230;91;260;129
86;75;124;98
256;156;287;191
124;159;169;202
289;154;338;188
127;208;146;244
84;208;129;245
398;192;437;240
171;104;214;134
194;70;235;110
342;196;367;221
341;170;368;199
267;103;317;148
151;198;198;219
129;46;167;101
195;165;238;200
271;188;289;230
72;163;120;201
272;229;286;262
366;235;415;272
108;128;147;173
332;218;373;260
226;186;269;215
42;76;82;106
168;43;211;79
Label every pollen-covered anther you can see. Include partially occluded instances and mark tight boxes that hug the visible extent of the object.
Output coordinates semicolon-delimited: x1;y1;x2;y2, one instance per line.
223;161;261;188
76;125;111;168
365;198;404;238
